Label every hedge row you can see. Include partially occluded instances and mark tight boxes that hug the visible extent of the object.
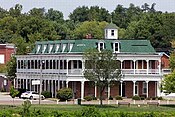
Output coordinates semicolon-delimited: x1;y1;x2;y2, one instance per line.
0;107;175;117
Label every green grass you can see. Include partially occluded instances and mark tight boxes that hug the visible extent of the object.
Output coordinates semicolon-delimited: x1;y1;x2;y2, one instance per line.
0;104;175;112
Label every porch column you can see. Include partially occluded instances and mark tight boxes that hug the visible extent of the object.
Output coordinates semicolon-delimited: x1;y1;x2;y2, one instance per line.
30;79;32;91
66;60;69;75
66;81;69;88
44;80;46;91
146;60;149;74
25;78;28;90
133;81;136;96
158;60;161;74
55;80;57;97
108;84;110;99
16;78;18;89
157;81;161;97
133;60;136;74
120;81;123;97
51;80;54;97
82;60;85;75
146;81;149;98
94;81;97;97
81;81;84;99
58;80;60;91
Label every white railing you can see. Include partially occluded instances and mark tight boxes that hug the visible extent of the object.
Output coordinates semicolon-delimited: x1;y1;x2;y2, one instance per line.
68;69;82;75
121;69;159;74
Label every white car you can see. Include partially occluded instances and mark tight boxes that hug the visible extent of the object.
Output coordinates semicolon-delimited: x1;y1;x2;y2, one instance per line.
21;91;45;100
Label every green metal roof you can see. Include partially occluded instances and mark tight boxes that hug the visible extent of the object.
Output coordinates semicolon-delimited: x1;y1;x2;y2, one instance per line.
105;23;119;29
32;39;156;54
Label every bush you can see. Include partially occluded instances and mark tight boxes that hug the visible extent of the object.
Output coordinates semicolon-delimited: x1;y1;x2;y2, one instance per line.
132;95;140;100
41;91;52;98
109;95;113;100
57;88;73;101
115;95;123;100
93;97;97;100
140;97;145;100
158;97;163;100
84;96;93;101
151;97;156;100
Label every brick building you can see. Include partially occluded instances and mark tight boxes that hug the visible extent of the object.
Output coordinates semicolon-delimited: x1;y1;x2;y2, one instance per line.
0;44;15;91
15;23;170;99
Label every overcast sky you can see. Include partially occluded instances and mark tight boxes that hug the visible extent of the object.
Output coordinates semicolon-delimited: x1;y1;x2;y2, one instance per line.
0;0;175;19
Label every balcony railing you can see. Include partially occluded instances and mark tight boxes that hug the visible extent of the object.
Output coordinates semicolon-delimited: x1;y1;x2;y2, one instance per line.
121;69;159;74
17;68;160;75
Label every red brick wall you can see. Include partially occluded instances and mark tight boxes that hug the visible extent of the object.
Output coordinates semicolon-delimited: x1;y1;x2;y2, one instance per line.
161;54;170;69
110;81;119;97
125;81;133;98
148;81;156;97
84;81;95;97
0;45;15;65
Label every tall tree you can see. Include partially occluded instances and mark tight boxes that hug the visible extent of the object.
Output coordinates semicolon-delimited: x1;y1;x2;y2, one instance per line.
45;8;64;22
162;72;175;93
73;21;107;39
84;49;121;105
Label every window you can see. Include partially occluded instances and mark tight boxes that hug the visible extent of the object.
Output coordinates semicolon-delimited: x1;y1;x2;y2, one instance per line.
143;82;147;94
111;30;114;36
113;42;119;52
49;44;53;53
42;45;47;53
36;45;41;53
98;42;105;51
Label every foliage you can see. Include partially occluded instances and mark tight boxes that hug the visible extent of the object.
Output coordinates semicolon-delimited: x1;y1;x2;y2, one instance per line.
73;21;108;39
84;95;94;101
9;86;19;106
10;86;19;98
84;49;121;105
22;100;31;117
170;52;175;71
115;95;123;100
41;91;52;98
162;72;175;93
108;95;113;100
57;88;73;101
132;95;141;100
6;56;16;81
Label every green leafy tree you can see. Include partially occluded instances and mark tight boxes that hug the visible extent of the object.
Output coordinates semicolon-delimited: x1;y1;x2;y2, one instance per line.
169;52;175;72
6;56;17;81
83;49;121;105
57;88;73;101
73;21;108;39
9;86;19;106
45;8;64;22
162;72;175;93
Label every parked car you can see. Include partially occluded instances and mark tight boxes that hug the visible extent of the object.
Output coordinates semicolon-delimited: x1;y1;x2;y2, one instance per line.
21;91;45;100
16;88;27;98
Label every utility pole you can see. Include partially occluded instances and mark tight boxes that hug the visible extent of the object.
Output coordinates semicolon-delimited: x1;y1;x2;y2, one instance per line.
39;58;43;105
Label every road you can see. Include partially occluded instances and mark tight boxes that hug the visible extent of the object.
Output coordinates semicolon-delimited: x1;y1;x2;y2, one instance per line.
0;92;57;105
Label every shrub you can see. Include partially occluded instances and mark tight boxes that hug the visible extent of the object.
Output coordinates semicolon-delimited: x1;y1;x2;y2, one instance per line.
140;97;145;100
132;95;140;100
151;97;156;100
41;91;52;98
93;97;97;100
109;95;113;100
158;97;163;100
115;95;123;100
84;96;93;101
57;88;73;101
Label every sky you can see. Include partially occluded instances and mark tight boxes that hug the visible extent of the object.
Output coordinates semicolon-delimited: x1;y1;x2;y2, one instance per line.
0;0;175;19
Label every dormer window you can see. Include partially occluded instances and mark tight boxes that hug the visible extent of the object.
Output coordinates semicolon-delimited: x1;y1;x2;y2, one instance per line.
42;45;47;53
49;44;53;53
113;42;120;53
111;30;114;36
55;44;60;53
98;42;105;52
36;45;41;53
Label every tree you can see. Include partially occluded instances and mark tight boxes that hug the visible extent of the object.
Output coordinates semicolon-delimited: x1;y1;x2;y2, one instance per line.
169;52;175;72
45;8;64;22
73;21;108;39
162;72;175;93
83;49;121;105
57;88;73;101
10;86;19;106
6;56;17;81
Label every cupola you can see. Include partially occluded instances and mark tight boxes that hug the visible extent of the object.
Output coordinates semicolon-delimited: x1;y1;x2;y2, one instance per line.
104;23;118;40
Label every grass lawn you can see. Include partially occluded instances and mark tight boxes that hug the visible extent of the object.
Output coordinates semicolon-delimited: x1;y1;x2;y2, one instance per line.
1;104;175;112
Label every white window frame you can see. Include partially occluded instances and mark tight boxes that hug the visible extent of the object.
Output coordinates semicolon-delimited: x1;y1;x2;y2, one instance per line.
142;82;147;94
113;42;120;53
55;44;60;53
111;30;114;36
49;44;53;53
98;42;104;52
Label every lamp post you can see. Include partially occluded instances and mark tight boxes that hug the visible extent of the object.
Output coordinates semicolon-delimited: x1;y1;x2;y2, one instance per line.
39;59;44;105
